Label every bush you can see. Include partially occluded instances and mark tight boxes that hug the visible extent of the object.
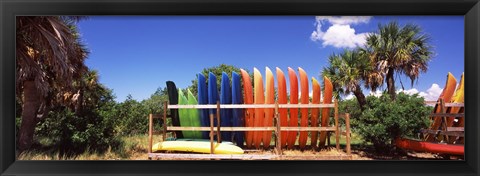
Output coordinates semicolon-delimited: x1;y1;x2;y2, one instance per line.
341;92;432;153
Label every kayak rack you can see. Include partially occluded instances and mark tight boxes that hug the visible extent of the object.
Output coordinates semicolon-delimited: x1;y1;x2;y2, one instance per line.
422;99;465;144
148;100;353;160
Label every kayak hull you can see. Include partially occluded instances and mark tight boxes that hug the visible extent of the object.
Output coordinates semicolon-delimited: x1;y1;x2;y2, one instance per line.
240;69;255;148
152;141;244;154
395;138;464;156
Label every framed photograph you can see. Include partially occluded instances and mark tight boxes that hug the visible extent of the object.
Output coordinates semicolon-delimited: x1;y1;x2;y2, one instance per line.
1;0;479;175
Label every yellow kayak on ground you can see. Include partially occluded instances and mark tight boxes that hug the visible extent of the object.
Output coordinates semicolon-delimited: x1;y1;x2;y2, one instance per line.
152;141;244;154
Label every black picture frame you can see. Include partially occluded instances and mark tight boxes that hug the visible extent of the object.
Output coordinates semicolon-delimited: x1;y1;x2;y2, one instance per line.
1;0;479;175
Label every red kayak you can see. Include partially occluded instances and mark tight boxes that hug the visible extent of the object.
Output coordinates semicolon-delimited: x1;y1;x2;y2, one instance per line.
395;138;464;156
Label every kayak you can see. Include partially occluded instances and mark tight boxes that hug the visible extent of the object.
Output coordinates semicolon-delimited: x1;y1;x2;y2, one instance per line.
425;73;457;142
318;76;333;147
187;89;203;139
178;89;193;138
208;72;219;140
395;138;464;156
298;67;309;149
152;141;244;154
220;72;233;141
166;81;183;138
287;67;299;149
311;77;321;148
447;73;464;143
276;67;289;148
253;68;265;149
197;73;210;139
240;69;255;148
263;67;275;149
231;71;245;148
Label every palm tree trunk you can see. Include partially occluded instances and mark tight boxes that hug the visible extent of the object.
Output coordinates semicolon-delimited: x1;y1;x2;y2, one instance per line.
386;67;396;100
353;85;367;111
18;80;41;151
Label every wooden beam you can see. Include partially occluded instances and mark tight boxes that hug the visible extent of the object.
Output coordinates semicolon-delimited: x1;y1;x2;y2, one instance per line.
275;101;282;155
166;126;337;131
148;114;153;153
334;100;340;150
163;102;167;141
447;127;464;132
345;113;351;155
210;114;214;154
216;101;221;143
168;103;335;109
420;129;464;137
147;153;352;160
430;113;464;117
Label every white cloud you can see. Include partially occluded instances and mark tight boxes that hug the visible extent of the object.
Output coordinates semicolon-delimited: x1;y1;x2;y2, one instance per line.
368;90;383;97
311;16;372;48
396;83;443;101
344;93;354;100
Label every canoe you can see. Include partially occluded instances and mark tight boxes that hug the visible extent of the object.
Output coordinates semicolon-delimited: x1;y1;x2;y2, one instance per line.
178;89;193;138
166;81;183;138
318;76;333;147
287;67;299;149
197;73;210;139
311;77;321;148
240;69;255;148
152;141;244;154
253;68;265;149
276;67;289;148
187;89;203;139
298;67;309;149
220;72;233;141
263;67;275;149
425;72;457;142
395;138;463;156
208;72;219;140
231;71;245;148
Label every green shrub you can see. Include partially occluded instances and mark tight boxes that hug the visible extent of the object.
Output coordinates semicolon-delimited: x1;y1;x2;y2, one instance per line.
341;92;432;153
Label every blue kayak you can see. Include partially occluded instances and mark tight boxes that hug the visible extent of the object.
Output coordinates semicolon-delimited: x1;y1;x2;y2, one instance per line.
197;73;210;139
220;72;232;141
231;72;245;148
208;72;219;140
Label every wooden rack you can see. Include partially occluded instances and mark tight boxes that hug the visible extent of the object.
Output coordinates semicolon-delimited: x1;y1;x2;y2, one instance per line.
148;100;352;160
423;99;465;144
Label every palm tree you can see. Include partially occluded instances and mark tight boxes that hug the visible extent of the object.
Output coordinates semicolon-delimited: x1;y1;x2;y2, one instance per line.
16;16;88;151
322;49;381;110
365;21;433;100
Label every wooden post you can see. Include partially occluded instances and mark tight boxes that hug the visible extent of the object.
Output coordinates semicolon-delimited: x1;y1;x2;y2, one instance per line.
345;113;351;155
275;101;282;155
148;113;153;154
440;99;449;142
216;101;221;143
334;99;340;150
163;102;167;141
210;114;214;154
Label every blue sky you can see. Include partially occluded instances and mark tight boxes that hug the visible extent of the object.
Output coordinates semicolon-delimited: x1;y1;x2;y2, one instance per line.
77;16;464;102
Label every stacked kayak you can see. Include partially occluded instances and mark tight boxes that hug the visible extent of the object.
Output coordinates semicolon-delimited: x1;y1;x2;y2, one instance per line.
164;67;335;152
396;72;464;156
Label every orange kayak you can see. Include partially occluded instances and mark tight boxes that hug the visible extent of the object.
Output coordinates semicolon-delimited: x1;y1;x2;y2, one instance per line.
263;67;275;149
311;77;321;148
287;67;299;149
318;76;333;147
298;67;309;149
447;73;464;143
240;69;255;148
276;67;289;148
253;68;265;149
425;72;457;142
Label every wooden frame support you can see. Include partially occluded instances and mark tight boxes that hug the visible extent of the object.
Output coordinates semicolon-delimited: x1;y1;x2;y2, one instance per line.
149;99;353;160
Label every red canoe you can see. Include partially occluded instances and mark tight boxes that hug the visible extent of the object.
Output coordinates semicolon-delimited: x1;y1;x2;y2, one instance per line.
395;138;464;156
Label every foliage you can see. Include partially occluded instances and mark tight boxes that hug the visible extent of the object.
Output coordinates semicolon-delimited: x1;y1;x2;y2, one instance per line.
365;21;433;99
35;86;121;155
340;92;432;153
187;64;249;95
114;95;150;135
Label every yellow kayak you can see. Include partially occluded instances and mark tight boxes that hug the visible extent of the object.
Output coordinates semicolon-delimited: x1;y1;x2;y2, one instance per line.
152;141;244;154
